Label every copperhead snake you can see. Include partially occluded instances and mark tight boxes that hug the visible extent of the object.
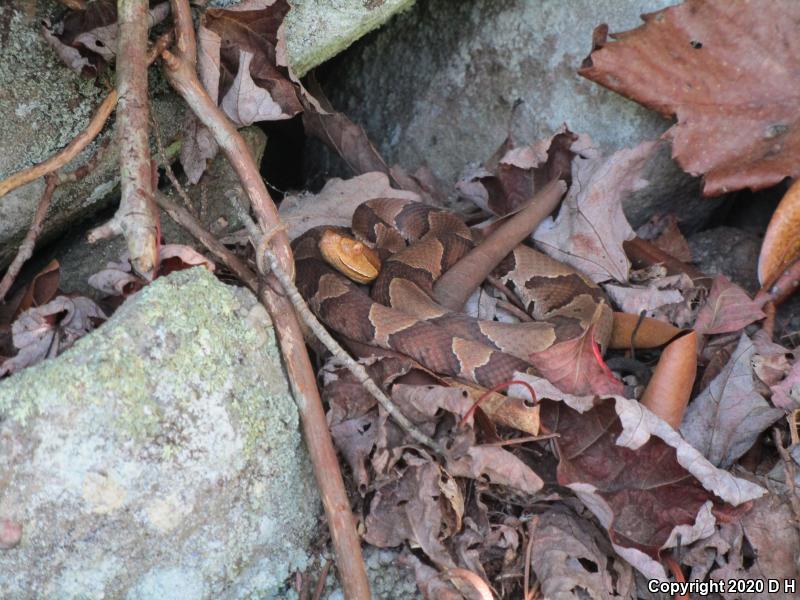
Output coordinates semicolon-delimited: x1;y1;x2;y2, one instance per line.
293;197;612;389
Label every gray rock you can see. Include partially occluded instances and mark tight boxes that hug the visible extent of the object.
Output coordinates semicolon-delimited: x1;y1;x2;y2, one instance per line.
688;226;760;293
310;0;721;231
0;269;321;599
0;1;186;271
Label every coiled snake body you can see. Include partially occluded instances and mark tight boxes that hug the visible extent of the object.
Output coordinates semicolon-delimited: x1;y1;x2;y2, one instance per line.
293;198;612;389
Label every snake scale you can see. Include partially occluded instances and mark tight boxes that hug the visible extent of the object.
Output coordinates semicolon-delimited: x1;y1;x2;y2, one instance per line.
293;197;612;389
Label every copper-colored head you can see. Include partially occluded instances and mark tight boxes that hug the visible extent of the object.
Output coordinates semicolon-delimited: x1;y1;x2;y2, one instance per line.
319;229;381;284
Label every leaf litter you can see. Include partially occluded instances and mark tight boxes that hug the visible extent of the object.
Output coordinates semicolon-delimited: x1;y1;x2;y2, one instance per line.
24;0;800;597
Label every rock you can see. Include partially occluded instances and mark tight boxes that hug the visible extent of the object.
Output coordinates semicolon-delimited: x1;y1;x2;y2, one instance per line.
310;0;722;231
0;1;186;271
38;127;268;299
0;269;321;599
210;0;417;78
688;226;761;293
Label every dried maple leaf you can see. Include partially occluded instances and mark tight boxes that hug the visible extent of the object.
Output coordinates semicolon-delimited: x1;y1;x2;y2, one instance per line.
0;296;106;377
693;275;766;336
509;374;764;580
528;322;624;397
680;334;783;468
580;0;800;196
532;141;656;283
457;127;582;216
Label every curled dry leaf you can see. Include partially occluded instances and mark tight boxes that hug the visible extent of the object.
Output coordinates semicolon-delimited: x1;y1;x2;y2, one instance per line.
279;172;420;240
508;373;764;580
640;330;697;429
694;275;766;336
758;178;800;287
770;360;800;412
0;296;106;377
580;0;800;196
680;334;783;469
445;445;543;495
532;141;656;284
609;312;681;350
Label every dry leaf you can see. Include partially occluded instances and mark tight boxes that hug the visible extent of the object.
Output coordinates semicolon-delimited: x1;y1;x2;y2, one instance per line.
694;275;766;335
509;373;764;580
680;334;783;468
445;445;543;495
758;178;800;287
532;142;656;283
580;0;800;196
457;127;582;216
0;296;106;377
200;0;302;126
609;312;682;350
640;330;697;428
770;359;800;412
527;507;635;600
637;214;692;263
528;323;624;397
279;172;420;240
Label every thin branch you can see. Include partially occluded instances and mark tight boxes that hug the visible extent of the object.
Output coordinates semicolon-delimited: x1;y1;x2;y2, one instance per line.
160;3;370;596
0;92;117;200
0;32;171;203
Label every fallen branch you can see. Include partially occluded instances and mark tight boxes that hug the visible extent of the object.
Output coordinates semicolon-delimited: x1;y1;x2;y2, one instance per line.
0;32;172;202
0;138;111;301
94;0;159;280
159;2;370;596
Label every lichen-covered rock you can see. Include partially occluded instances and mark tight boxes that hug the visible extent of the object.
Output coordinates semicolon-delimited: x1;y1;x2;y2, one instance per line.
0;268;321;599
0;0;184;270
309;0;721;231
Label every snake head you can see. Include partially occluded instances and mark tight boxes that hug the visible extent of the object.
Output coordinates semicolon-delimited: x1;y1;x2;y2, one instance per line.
319;228;381;284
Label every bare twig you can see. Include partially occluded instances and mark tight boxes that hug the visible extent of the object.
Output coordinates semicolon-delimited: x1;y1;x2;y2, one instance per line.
102;0;158;280
0;93;117;200
0;175;57;301
0;138;111;301
160;2;370;596
0;30;171;202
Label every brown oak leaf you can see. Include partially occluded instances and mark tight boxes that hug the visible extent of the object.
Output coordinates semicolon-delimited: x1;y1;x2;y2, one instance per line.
532;141;656;283
580;0;800;196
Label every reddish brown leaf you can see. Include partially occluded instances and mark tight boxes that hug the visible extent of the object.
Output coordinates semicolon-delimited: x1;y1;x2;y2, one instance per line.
680;334;783;468
199;0;301;126
580;0;800;196
509;373;764;579
694;275;766;335
532;141;656;283
638;214;692;263
457;127;580;216
640;330;697;429
528;323;624;397
758;178;800;287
